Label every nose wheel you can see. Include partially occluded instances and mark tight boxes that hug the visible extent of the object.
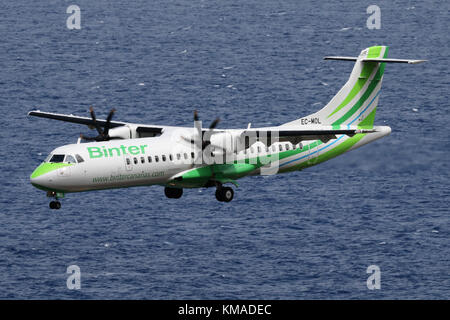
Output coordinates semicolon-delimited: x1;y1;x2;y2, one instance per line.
46;191;63;210
49;200;61;210
215;186;234;202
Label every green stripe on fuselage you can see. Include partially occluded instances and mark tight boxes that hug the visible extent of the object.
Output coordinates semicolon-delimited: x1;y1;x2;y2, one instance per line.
280;134;365;173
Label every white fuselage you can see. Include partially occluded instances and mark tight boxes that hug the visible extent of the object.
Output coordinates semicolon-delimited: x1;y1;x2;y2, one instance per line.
30;125;391;193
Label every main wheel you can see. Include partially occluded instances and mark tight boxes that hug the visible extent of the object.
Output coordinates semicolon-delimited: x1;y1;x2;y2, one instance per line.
222;187;234;202
164;187;183;199
215;187;234;202
215;189;224;202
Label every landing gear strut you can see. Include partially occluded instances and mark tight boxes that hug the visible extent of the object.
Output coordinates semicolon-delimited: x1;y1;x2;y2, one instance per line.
164;187;183;199
215;186;234;202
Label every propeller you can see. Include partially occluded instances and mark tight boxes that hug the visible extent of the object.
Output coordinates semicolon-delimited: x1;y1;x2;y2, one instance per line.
80;107;116;142
182;110;221;163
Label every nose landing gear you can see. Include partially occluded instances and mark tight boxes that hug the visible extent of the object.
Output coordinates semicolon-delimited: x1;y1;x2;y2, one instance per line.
49;201;61;210
47;191;63;210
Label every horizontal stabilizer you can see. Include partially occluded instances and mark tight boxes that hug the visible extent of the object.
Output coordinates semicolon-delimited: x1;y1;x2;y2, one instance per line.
324;56;358;61
362;58;427;64
324;56;427;64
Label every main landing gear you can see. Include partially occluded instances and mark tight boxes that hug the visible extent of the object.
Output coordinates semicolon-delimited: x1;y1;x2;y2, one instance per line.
215;186;234;202
164;187;183;199
164;185;235;202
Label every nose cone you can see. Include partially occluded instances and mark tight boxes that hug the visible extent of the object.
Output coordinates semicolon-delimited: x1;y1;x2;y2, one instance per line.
30;163;52;190
30;162;69;190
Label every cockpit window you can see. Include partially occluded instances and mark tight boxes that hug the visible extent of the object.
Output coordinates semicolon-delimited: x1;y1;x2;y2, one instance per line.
65;155;76;164
49;154;65;163
75;154;84;163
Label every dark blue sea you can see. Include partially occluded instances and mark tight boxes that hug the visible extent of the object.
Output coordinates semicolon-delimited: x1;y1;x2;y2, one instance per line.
0;0;448;299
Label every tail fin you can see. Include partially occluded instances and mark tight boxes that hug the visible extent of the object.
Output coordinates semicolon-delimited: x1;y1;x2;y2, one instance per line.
283;46;425;129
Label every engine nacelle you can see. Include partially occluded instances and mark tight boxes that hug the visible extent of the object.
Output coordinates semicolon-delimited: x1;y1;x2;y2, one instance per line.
209;131;242;154
108;126;131;139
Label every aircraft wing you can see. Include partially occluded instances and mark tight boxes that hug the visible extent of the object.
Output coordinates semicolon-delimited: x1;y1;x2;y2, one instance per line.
28;110;164;134
28;110;127;128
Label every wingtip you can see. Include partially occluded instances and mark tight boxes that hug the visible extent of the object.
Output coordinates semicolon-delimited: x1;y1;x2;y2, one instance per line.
408;59;428;64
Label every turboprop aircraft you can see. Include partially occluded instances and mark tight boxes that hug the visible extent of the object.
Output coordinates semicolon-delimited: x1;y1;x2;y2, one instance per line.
29;46;425;209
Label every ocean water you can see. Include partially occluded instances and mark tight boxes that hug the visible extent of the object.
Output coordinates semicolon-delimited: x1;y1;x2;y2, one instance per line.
0;0;448;299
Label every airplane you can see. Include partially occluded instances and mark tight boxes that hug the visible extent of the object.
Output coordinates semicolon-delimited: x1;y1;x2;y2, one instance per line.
28;46;425;209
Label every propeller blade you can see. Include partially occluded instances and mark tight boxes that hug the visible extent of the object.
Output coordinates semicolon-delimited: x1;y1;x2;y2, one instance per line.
187;110;224;165
192;110;203;148
89;106;104;136
103;108;116;136
209;118;220;130
202;140;211;150
89;106;96;122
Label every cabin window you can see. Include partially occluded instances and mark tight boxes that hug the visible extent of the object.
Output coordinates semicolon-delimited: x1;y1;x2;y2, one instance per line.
191;152;195;159
126;158;131;165
257;146;261;153
162;155;166;162
141;156;145;164
133;157;138;164
177;153;181;160
279;144;283;152
184;153;188;160
148;156;152;163
49;154;65;163
285;144;290;150
155;155;159;162
169;154;173;161
75;154;84;163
